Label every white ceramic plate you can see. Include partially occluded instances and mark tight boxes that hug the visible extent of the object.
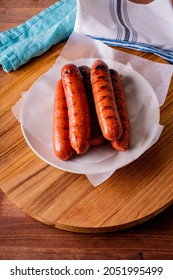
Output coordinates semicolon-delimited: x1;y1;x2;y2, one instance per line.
21;58;160;174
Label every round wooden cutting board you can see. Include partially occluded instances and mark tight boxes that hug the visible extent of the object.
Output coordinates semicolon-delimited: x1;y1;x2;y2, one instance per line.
1;44;173;233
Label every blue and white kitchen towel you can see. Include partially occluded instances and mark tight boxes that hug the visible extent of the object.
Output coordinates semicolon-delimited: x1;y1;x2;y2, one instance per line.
0;0;173;72
74;0;173;63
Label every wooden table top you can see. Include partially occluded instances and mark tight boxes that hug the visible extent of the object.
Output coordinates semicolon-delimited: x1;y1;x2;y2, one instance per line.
0;0;173;260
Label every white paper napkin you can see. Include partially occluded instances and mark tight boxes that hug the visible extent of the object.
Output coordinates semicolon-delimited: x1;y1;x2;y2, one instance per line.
12;32;173;187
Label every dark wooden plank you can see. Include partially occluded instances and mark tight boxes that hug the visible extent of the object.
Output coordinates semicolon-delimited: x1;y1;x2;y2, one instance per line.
0;0;57;8
0;189;173;260
0;0;58;32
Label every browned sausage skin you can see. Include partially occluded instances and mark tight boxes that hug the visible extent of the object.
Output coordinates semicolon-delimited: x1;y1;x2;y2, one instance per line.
53;79;74;160
110;69;130;151
91;60;123;141
78;65;104;146
61;64;91;154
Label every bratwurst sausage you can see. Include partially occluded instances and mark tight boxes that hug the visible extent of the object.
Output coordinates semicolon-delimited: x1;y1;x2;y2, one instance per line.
61;64;91;154
110;69;130;151
78;65;104;146
90;60;122;141
53;79;74;160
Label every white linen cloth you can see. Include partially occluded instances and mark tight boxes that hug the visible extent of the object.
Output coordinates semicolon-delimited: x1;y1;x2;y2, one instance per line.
74;0;173;64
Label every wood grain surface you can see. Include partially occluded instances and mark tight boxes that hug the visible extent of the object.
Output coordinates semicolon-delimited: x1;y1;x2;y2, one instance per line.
1;188;173;260
0;0;173;259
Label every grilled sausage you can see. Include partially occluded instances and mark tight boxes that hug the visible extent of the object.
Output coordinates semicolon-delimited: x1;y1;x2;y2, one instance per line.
53;79;74;160
90;60;122;141
78;65;104;146
61;64;91;154
110;69;130;151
